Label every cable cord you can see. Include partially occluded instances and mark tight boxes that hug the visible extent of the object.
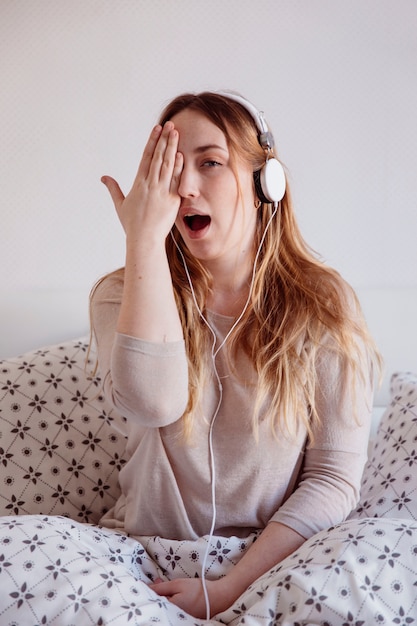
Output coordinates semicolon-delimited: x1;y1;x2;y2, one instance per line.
170;201;278;619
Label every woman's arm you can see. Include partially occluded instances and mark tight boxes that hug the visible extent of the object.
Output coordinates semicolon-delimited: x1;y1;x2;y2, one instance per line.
102;122;184;343
90;276;189;428
90;123;190;425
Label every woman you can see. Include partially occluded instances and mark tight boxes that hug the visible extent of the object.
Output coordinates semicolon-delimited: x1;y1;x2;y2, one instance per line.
90;91;380;619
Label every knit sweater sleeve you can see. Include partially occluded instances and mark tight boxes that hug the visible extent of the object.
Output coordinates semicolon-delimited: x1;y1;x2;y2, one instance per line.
270;336;374;539
90;273;189;428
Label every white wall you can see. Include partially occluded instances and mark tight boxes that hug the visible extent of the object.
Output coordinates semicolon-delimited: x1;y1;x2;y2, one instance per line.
1;0;417;357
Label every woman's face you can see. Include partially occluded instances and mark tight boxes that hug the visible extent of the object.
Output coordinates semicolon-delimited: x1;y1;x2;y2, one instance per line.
172;109;258;276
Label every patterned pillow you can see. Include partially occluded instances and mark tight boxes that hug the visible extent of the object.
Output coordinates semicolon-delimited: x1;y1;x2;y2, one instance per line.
350;371;417;521
0;338;127;523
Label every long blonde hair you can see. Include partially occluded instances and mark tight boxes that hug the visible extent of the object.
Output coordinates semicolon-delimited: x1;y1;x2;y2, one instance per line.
92;92;381;440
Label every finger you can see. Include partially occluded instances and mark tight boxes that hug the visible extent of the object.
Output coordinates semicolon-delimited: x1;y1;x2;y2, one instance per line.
170;151;184;194
148;123;177;183
149;580;178;596
160;129;181;184
101;176;125;211
136;124;163;181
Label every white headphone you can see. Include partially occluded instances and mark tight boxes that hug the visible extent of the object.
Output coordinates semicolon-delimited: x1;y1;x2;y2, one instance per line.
216;91;286;204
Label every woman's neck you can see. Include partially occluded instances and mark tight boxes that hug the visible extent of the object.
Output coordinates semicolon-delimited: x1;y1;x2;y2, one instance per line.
202;249;255;317
207;281;251;317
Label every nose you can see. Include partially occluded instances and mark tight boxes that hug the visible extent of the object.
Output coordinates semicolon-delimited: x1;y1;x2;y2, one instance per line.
177;164;199;198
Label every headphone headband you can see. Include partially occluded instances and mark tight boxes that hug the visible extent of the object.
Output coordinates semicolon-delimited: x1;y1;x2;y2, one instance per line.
215;90;285;203
216;91;275;151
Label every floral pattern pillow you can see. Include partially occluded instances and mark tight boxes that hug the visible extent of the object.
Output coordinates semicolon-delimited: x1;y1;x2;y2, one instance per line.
0;338;127;523
350;371;417;521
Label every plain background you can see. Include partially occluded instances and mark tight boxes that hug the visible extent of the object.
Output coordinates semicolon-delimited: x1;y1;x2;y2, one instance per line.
1;1;416;355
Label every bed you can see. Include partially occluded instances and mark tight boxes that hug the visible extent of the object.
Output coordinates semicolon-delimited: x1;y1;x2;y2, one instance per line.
0;286;416;624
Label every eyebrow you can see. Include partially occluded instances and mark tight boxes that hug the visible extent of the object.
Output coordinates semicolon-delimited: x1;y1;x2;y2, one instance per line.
194;144;228;154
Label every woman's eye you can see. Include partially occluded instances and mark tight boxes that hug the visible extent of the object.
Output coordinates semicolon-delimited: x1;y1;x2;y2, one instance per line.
202;160;222;168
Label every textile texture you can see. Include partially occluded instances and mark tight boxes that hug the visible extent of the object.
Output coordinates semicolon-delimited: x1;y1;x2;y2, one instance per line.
0;515;416;625
1;340;417;624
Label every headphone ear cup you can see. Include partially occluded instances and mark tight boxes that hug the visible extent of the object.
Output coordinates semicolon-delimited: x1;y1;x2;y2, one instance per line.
254;158;286;204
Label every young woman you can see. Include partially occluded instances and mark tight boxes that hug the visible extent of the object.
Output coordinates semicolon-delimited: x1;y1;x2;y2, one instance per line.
90;91;380;619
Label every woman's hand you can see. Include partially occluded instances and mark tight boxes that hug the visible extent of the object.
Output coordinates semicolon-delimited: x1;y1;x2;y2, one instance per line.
101;122;185;342
149;577;238;619
102;122;184;243
149;523;305;619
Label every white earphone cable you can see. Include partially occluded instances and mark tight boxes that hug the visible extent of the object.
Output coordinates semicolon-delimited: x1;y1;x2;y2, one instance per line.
170;200;278;619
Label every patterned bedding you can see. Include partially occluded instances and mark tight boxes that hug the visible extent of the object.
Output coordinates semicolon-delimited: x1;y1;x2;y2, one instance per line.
1;339;416;624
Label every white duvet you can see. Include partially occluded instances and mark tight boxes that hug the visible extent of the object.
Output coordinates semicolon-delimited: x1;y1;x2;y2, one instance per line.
1;514;416;625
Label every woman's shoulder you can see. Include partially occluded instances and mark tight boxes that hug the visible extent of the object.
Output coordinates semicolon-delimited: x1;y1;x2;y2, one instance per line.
317;266;362;319
90;268;125;304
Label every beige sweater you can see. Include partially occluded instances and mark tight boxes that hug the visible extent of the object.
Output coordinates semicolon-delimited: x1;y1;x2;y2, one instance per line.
91;274;373;541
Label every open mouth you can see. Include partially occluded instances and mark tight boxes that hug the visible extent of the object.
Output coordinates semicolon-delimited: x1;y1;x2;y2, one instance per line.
184;215;211;232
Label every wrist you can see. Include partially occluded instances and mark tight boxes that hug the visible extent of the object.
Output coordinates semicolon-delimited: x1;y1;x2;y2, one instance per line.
125;230;166;254
208;576;245;616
